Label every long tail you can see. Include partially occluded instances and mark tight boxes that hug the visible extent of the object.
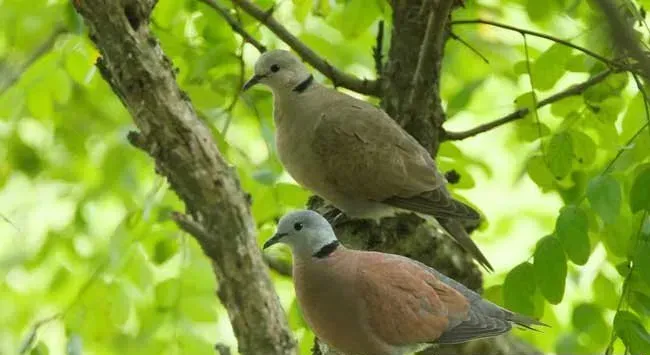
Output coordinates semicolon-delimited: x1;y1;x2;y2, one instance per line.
438;217;494;272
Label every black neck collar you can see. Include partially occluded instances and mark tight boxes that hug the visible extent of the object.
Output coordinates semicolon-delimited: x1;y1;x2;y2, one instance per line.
312;240;339;258
293;75;314;93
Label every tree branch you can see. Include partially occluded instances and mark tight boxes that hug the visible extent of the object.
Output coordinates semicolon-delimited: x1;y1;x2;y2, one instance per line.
198;0;266;53
0;25;67;94
229;0;380;96
450;19;616;67
443;69;613;140
592;0;650;81
407;0;455;124
73;0;295;354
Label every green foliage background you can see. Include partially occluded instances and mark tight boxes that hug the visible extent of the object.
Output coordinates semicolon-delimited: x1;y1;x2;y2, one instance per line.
1;0;650;354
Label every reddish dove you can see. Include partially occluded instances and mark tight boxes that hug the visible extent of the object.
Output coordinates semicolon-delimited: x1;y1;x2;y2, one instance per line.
263;210;545;355
245;49;492;271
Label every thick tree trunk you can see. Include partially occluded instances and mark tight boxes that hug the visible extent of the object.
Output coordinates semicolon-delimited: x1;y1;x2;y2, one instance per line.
73;1;296;354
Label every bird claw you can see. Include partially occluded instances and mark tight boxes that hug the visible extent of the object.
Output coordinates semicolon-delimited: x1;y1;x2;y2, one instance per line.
322;207;348;227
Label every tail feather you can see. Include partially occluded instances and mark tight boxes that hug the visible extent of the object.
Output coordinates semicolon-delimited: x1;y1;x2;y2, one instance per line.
383;190;481;222
383;189;493;271
438;218;494;272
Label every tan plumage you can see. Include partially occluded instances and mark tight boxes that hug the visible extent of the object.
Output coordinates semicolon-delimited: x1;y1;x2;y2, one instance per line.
263;210;546;355
246;49;492;271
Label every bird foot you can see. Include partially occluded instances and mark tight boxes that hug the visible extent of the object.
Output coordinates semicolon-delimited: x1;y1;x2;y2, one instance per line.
323;207;349;227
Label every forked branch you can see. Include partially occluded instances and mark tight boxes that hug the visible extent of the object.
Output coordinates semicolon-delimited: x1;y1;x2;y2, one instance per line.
443;69;613;140
230;0;380;96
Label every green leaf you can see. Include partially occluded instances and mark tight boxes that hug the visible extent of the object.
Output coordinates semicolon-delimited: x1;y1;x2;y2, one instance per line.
594;273;620;309
527;155;555;189
587;175;621;225
26;84;53;119
109;284;130;326
155;278;180;310
566;54;596;72
629;291;650;317
634;239;650;288
532;43;571;90
570;130;596;166
152;236;179;265
276;183;309;209
602;210;633;257
288;298;306;330
447;79;485;118
503;262;538;316
551;96;583;118
177;331;217;354
572;303;609;347
595;97;624;123
180;296;218;322
546;132;574;178
630;164;650;213
328;0;380;39
515;91;536;109
555;205;591;265
292;0;311;22
534;235;567;304
614;311;650;354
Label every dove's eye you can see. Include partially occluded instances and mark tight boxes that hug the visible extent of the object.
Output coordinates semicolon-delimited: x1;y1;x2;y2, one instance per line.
293;222;303;231
270;64;280;73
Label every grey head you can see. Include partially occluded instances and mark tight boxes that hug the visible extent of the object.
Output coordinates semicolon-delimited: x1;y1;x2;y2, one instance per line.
263;209;339;258
242;49;313;94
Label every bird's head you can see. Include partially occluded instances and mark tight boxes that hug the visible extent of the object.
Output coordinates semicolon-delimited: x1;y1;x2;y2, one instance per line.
243;50;312;93
263;209;339;257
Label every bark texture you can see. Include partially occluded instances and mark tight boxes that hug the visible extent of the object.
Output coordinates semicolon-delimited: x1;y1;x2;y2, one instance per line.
73;1;296;354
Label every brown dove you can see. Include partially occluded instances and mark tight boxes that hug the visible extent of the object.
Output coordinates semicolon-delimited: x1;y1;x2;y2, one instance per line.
245;49;493;271
263;210;546;355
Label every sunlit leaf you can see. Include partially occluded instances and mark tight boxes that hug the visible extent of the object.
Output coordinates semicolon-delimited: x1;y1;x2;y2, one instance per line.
587;175;621;225
634;239;650;288
546;132;573;178
532;43;571;90
534;235;567;304
630;164;650;213
555;205;591;265
527;155;555;189
180;296;218;322
614;311;650;354
570;130;596;166
629;291;650;317
503;262;538;316
447;79;485;118
593;273;620;309
155;278;180;310
572;303;609;347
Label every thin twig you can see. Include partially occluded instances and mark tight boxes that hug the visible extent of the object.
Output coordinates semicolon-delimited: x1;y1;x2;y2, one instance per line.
0;25;67;94
450;19;616;67
198;0;266;53
230;0;380;96
222;41;247;136
372;20;384;77
449;31;489;64
632;73;650;138
604;211;648;355
171;212;213;247
523;35;546;156
443;69;613;140
0;212;22;234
